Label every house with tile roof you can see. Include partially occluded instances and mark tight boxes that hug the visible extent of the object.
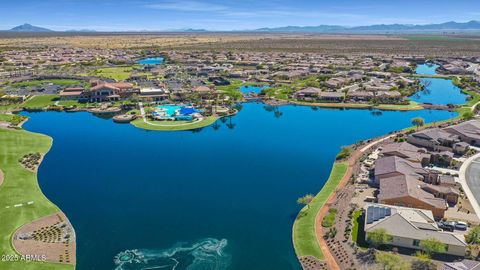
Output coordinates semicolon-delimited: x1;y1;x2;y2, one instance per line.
378;174;448;218
364;203;466;256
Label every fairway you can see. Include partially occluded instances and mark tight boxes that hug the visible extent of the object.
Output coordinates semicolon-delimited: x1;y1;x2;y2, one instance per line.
11;79;82;88
22;95;59;109
0;127;73;270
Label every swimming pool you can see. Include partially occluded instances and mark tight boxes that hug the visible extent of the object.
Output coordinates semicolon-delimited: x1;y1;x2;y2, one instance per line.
138;57;164;65
154;105;201;121
156;105;182;117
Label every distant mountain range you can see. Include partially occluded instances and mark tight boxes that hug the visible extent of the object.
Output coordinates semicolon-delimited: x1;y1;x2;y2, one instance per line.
255;20;480;33
4;21;480;33
8;23;54;32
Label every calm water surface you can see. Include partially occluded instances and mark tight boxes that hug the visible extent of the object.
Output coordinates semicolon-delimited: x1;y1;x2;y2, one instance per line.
137;57;164;65
240;85;270;93
410;63;468;105
415;63;439;75
409;78;468;105
23;104;457;270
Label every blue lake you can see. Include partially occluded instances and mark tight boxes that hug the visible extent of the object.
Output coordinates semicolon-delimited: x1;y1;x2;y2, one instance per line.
409;78;468;105
409;63;468;105
415;63;439;75
240;85;270;93
23;104;457;270
137;57;164;65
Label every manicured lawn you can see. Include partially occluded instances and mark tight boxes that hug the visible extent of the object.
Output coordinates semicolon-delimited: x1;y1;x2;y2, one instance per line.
463;89;480;107
216;79;267;100
376;101;423;111
351;210;368;248
351;210;361;242
131;116;218;131
11;79;82;88
57;99;92;108
22;95;59;109
293;162;348;259
0;127;73;270
90;66;144;81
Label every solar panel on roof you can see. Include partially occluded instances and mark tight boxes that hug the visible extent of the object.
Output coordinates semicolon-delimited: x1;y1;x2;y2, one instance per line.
366;207;374;224
367;215;373;224
373;207;380;221
379;208;386;219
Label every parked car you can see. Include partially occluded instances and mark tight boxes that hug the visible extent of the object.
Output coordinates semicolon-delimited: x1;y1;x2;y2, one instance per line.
455;221;468;230
438;221;455;232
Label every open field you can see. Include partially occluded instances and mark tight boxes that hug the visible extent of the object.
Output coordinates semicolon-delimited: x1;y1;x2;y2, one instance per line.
0;126;73;270
0;33;270;49
1;33;479;56
172;34;480;56
293;162;348;259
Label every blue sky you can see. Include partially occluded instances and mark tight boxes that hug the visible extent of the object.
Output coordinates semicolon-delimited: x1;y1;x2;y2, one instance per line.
2;0;479;31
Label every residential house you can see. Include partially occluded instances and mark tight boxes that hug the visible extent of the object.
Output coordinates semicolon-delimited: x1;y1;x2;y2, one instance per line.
374;156;428;185
324;77;348;89
293;87;344;102
364;203;466;256
442;260;480;270
407;128;461;153
420;183;460;205
380;142;431;166
319;92;344;102
444;120;480;147
347;90;374;102
293;87;322;100
376;91;402;103
378;174;447;218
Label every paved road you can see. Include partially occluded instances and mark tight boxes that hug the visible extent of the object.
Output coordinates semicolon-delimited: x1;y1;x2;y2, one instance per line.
459;153;480;219
466;157;480;211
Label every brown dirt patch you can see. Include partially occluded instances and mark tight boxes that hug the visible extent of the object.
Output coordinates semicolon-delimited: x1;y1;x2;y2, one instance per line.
13;212;76;265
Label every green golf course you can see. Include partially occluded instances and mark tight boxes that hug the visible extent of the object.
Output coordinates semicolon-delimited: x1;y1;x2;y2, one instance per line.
0;125;73;270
